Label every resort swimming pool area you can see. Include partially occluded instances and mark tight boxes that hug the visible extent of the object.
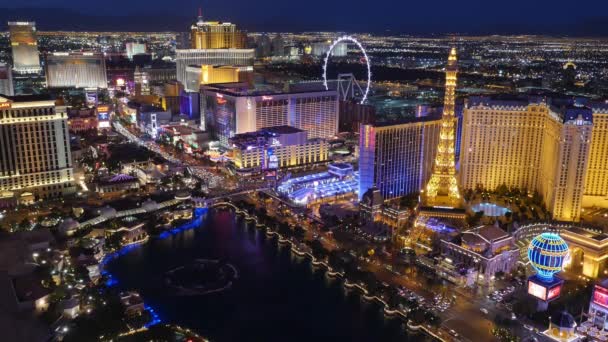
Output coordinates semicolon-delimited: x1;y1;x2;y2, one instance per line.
471;203;511;217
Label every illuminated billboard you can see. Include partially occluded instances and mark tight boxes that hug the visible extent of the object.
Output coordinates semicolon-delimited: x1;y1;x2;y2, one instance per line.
97;105;110;113
528;276;564;302
547;285;561;301
528;280;547;300
97;105;110;129
594;286;608;308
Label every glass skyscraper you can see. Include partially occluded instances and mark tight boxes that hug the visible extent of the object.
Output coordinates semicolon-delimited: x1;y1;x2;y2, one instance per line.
359;117;441;201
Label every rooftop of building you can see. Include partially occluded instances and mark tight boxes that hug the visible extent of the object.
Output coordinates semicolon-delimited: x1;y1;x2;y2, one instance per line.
371;114;442;128
559;105;594;123
461;233;488;249
263;125;304;135
564;226;608;242
467;94;545;108
98;174;139;186
139;105;168;113
15;229;55;246
0;94;53;103
467;94;604;123
550;311;576;329
12;273;51;303
468;94;608;111
329;163;353;170
0;273;50;341
477;225;510;242
46;51;104;57
202;82;337;97
230;125;306;148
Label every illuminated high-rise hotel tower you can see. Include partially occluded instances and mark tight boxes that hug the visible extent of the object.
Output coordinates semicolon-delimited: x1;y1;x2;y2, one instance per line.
8;21;41;74
423;48;462;208
190;8;246;49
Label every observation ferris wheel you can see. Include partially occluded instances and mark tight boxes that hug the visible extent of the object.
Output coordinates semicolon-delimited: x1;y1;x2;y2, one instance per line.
322;36;371;104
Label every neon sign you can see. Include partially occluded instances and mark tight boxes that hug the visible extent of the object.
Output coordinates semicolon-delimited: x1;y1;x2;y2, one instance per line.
547;286;561;300
594;286;608;308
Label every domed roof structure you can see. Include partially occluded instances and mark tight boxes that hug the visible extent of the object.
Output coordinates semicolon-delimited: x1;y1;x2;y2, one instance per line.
175;190;191;201
108;174;137;183
551;311;576;329
98;206;117;219
141;199;159;212
527;233;569;282
58;218;80;236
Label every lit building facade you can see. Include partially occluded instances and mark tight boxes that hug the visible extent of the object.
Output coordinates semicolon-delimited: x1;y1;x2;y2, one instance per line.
190;11;246;49
339;100;375;132
133;67;150;95
561;226;608;279
440;225;519;285
0;63;14;96
137;106;172;139
184;65;242;92
277;163;358;206
201;84;339;147
45;52;108;89
359;116;441;201
312;42;346;57
0;95;75;200
587;279;608;331
125;42;146;60
8;21;41;74
175;49;254;85
230;125;329;173
460;97;596;221
583;104;608;208
67;107;98;133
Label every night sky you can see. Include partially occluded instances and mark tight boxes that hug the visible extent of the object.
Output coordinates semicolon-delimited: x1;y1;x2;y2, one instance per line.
1;0;607;35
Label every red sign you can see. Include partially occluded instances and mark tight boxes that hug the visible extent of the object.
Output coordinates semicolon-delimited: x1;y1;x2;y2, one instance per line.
547;285;562;300
0;102;11;109
594;286;608;308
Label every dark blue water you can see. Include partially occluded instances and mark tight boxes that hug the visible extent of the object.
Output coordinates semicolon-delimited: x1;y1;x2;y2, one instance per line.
106;209;421;342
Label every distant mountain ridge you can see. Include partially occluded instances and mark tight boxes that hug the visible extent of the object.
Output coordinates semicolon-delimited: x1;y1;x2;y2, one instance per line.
0;7;606;36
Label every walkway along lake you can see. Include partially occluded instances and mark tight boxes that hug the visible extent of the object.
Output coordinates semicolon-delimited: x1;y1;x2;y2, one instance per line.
105;207;433;341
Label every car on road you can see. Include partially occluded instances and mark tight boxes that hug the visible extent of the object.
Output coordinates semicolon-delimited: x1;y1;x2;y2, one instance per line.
524;324;534;331
480;308;489;314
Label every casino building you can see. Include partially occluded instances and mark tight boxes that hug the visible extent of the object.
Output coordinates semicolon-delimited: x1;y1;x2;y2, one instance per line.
587;279;608;332
201;83;339;148
8;21;41;74
358;116;441;201
229;126;329;174
439;225;519;285
0;95;76;203
175;49;254;86
45;52;108;89
460;96;608;222
190;9;246;50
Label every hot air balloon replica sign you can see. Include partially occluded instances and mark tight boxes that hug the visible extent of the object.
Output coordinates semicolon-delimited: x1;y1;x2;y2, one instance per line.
527;232;569;311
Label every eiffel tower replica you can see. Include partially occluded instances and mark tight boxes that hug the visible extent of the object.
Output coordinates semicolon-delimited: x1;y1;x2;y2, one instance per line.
419;48;466;224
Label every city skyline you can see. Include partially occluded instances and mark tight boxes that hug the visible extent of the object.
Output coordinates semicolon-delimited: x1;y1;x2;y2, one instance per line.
1;3;608;342
0;2;606;35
